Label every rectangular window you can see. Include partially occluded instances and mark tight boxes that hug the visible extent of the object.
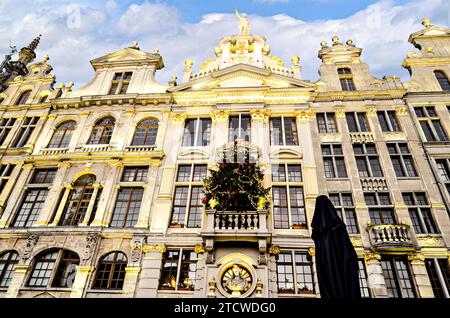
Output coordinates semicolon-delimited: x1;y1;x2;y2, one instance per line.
272;164;305;229
108;72;133;95
228;114;251;142
425;258;450;298
346;112;369;132
276;251;315;295
0;117;16;145
381;256;416;298
321;144;347;178
12;169;56;228
403;192;438;234
415;106;448;142
358;260;371;298
170;164;207;228
11;117;39;148
353;144;383;177
159;249;197;291
387;143;417;178
436;159;450;196
365;192;396;224
110;187;144;228
182;118;212;147
378;110;401;132
338;68;356;91
121;166;148;182
0;164;15;195
329;193;359;233
270;117;298;146
316;112;337;133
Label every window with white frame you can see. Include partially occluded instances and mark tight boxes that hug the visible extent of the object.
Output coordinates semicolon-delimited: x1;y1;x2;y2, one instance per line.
271;164;306;229
329;193;358;234
316;112;338;133
12;168;56;228
11;116;39;148
0;117;16;146
378;110;401;132
425;258;450;298
110;167;148;228
228;114;251;142
159;248;198;291
321;144;347;178
387;143;418;178
170;164;207;228
182;118;211;147
414;106;448;142
276;251;315;295
402;192;438;234
270;117;299;146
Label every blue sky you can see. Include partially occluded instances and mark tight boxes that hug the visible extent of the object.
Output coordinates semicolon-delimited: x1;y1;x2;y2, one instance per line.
0;0;448;87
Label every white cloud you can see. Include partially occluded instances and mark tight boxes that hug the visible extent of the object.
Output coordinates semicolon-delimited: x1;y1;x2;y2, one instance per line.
0;0;447;89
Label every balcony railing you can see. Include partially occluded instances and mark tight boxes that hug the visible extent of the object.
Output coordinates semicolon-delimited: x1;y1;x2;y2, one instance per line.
367;223;415;250
203;210;269;239
361;177;388;191
124;145;156;152
79;145;111;153
350;132;375;143
39;147;69;155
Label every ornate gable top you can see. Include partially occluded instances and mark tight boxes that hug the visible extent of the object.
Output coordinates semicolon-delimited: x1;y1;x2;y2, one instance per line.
409;18;450;45
182;8;301;82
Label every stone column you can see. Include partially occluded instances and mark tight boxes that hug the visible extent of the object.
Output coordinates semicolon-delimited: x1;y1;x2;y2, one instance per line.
211;110;230;159
193;244;207;297
34;114;57;152
267;246;280;298
151;113;185;233
80;183;102;226
309;247;320;296
135;244;166;298
71;111;91;150
297;110;319;229
0;164;34;228
49;184;73;226
70;265;95;298
408;252;434;298
364;252;388;298
34;162;71;226
136;163;159;228
91;161;122;227
123;267;141;298
5;265;30;298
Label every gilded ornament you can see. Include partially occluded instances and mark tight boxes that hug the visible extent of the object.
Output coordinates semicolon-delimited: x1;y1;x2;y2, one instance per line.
364;253;381;263
308;247;315;257
142;243;166;253
268;245;280;256
194;244;205;254
366;107;377;117
395;106;408;116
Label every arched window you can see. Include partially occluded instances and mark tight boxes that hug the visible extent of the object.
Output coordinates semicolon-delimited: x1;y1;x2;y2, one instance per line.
59;174;98;226
93;252;127;290
0;250;19;288
338;68;356;91
38;95;49;104
434;70;450;91
132;118;158;146
27;249;80;288
15;90;32;105
48;121;76;148
88;117;115;145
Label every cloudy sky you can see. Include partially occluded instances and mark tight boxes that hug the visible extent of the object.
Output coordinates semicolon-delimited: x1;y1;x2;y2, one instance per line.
0;0;448;88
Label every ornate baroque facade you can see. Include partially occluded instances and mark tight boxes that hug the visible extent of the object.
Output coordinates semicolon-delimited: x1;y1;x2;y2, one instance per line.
0;16;449;298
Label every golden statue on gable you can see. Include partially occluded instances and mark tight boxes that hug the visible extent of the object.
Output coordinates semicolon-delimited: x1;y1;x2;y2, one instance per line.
235;7;251;35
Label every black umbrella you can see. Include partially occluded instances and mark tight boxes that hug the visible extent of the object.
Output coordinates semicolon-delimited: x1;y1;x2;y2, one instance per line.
311;195;361;298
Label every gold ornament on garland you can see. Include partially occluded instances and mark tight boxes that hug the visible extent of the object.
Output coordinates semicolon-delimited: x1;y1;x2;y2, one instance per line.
209;198;218;209
257;197;266;210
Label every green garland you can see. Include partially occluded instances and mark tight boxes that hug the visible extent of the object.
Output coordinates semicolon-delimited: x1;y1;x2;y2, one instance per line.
203;161;271;212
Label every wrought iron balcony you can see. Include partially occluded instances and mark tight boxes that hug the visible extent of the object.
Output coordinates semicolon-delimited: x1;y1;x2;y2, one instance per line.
203;209;270;241
367;223;415;251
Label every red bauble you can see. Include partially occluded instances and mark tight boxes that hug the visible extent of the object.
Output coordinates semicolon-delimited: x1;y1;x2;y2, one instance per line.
202;197;208;204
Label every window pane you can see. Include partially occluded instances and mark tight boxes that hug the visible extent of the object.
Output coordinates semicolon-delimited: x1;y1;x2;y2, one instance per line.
284;118;298;145
182;119;196;147
270;118;283;145
273;187;289;229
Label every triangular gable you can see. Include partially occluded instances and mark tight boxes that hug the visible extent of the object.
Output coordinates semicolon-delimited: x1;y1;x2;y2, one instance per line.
90;48;164;70
169;64;316;92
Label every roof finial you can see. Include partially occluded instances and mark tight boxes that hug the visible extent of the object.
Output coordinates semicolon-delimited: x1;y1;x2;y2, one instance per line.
28;34;42;52
234;7;251;35
422;18;431;28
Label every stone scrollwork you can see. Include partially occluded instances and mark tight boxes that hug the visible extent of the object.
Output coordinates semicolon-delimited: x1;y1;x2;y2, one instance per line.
249;109;271;123
395;106;408;116
210;110;230;123
408;252;425;264
194;244;206;254
170;112;187;125
142;243;166;253
296;109;316;122
22;234;39;260
416;235;442;247
82;233;99;261
363;252;381;264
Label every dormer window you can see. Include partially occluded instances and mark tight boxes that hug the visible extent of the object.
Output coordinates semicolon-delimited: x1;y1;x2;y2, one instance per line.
108;72;133;95
434;70;450;91
15;90;32;105
338;68;356;91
